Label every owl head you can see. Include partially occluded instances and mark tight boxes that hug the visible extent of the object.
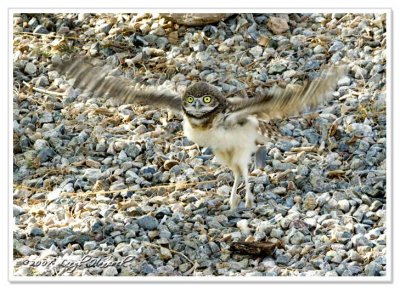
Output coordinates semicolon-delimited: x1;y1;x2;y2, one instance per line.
182;82;226;119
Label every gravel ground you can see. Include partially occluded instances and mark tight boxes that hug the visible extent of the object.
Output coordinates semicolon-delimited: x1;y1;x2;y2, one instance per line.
12;13;387;277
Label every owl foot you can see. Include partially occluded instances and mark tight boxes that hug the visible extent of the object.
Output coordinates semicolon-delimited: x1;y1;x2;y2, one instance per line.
245;192;254;208
229;193;241;210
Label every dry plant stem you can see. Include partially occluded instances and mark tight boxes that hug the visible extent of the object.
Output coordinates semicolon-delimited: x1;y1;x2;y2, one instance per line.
143;242;195;266
23;81;66;97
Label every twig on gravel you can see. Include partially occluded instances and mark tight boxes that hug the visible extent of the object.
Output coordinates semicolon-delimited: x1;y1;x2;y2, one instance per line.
143;242;195;266
23;81;66;97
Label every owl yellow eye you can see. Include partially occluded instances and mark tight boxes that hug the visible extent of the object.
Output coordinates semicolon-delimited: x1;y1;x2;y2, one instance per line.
203;96;212;103
186;96;194;103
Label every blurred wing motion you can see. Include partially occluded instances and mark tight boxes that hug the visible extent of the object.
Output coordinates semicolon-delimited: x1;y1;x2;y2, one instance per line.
226;65;347;122
52;56;182;112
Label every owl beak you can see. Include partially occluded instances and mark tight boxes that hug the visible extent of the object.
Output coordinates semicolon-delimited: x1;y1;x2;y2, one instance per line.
193;99;201;110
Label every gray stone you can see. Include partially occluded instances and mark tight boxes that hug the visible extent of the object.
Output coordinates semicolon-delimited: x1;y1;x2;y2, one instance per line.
270;228;283;239
272;160;296;171
290;35;307;47
33;25;49;34
370;200;383;211
102;266;118;276
140;165;157;179
137;215;159;230
338;199;350;212
13;205;25;216
24;62;37;75
329;40;345;53
28;17;39;28
33;139;48;151
276;254;291;265
349;249;363;262
109;183;128;191
304;60;322;71
98;23;112;34
249;45;263;58
38;112;53;123
338;76;351;86
268;63;287;74
272;187;286;195
83;240;97;251
313;45;325;54
83;168;102;182
15;244;35;256
347;262;363;275
290;231;305;245
33;76;49;87
365;261;381;276
37;148;56;163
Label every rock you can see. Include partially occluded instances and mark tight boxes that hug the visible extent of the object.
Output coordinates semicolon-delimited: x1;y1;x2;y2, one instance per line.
290;35;307;47
326;250;342;263
109;183;128;191
98;23;112;34
37;148;56;163
86;159;101;168
276;254;291;265
140;165;157;180
33;25;49;34
338;199;350;212
268;62;287;74
13;205;25;216
370;200;383;211
303;192;318;210
313;45;325;54
267;17;289;34
15;243;35;256
272;187;287;195
365;261;381;276
84;241;97;251
83;169;103;182
102;266;118;276
328;40;345;52
24;62;37;75
47;189;60;202
290;231;305;245
33;76;49;87
160;247;172;260
137;215;159;230
347;123;373;136
34;139;49;151
28;17;39;28
338;76;351;86
38;112;53;123
29;227;44;237
249;45;263;58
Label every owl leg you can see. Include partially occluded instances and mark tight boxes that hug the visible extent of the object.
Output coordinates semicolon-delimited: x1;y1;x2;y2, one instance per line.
229;168;242;210
244;170;254;208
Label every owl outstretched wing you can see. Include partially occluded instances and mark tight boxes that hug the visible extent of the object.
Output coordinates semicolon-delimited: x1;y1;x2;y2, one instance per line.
52;56;182;112
226;65;347;122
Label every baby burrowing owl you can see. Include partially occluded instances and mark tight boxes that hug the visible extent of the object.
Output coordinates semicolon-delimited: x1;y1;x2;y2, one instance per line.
54;56;345;210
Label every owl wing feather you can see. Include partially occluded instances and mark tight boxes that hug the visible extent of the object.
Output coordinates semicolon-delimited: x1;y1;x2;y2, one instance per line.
52;56;182;112
226;65;347;122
